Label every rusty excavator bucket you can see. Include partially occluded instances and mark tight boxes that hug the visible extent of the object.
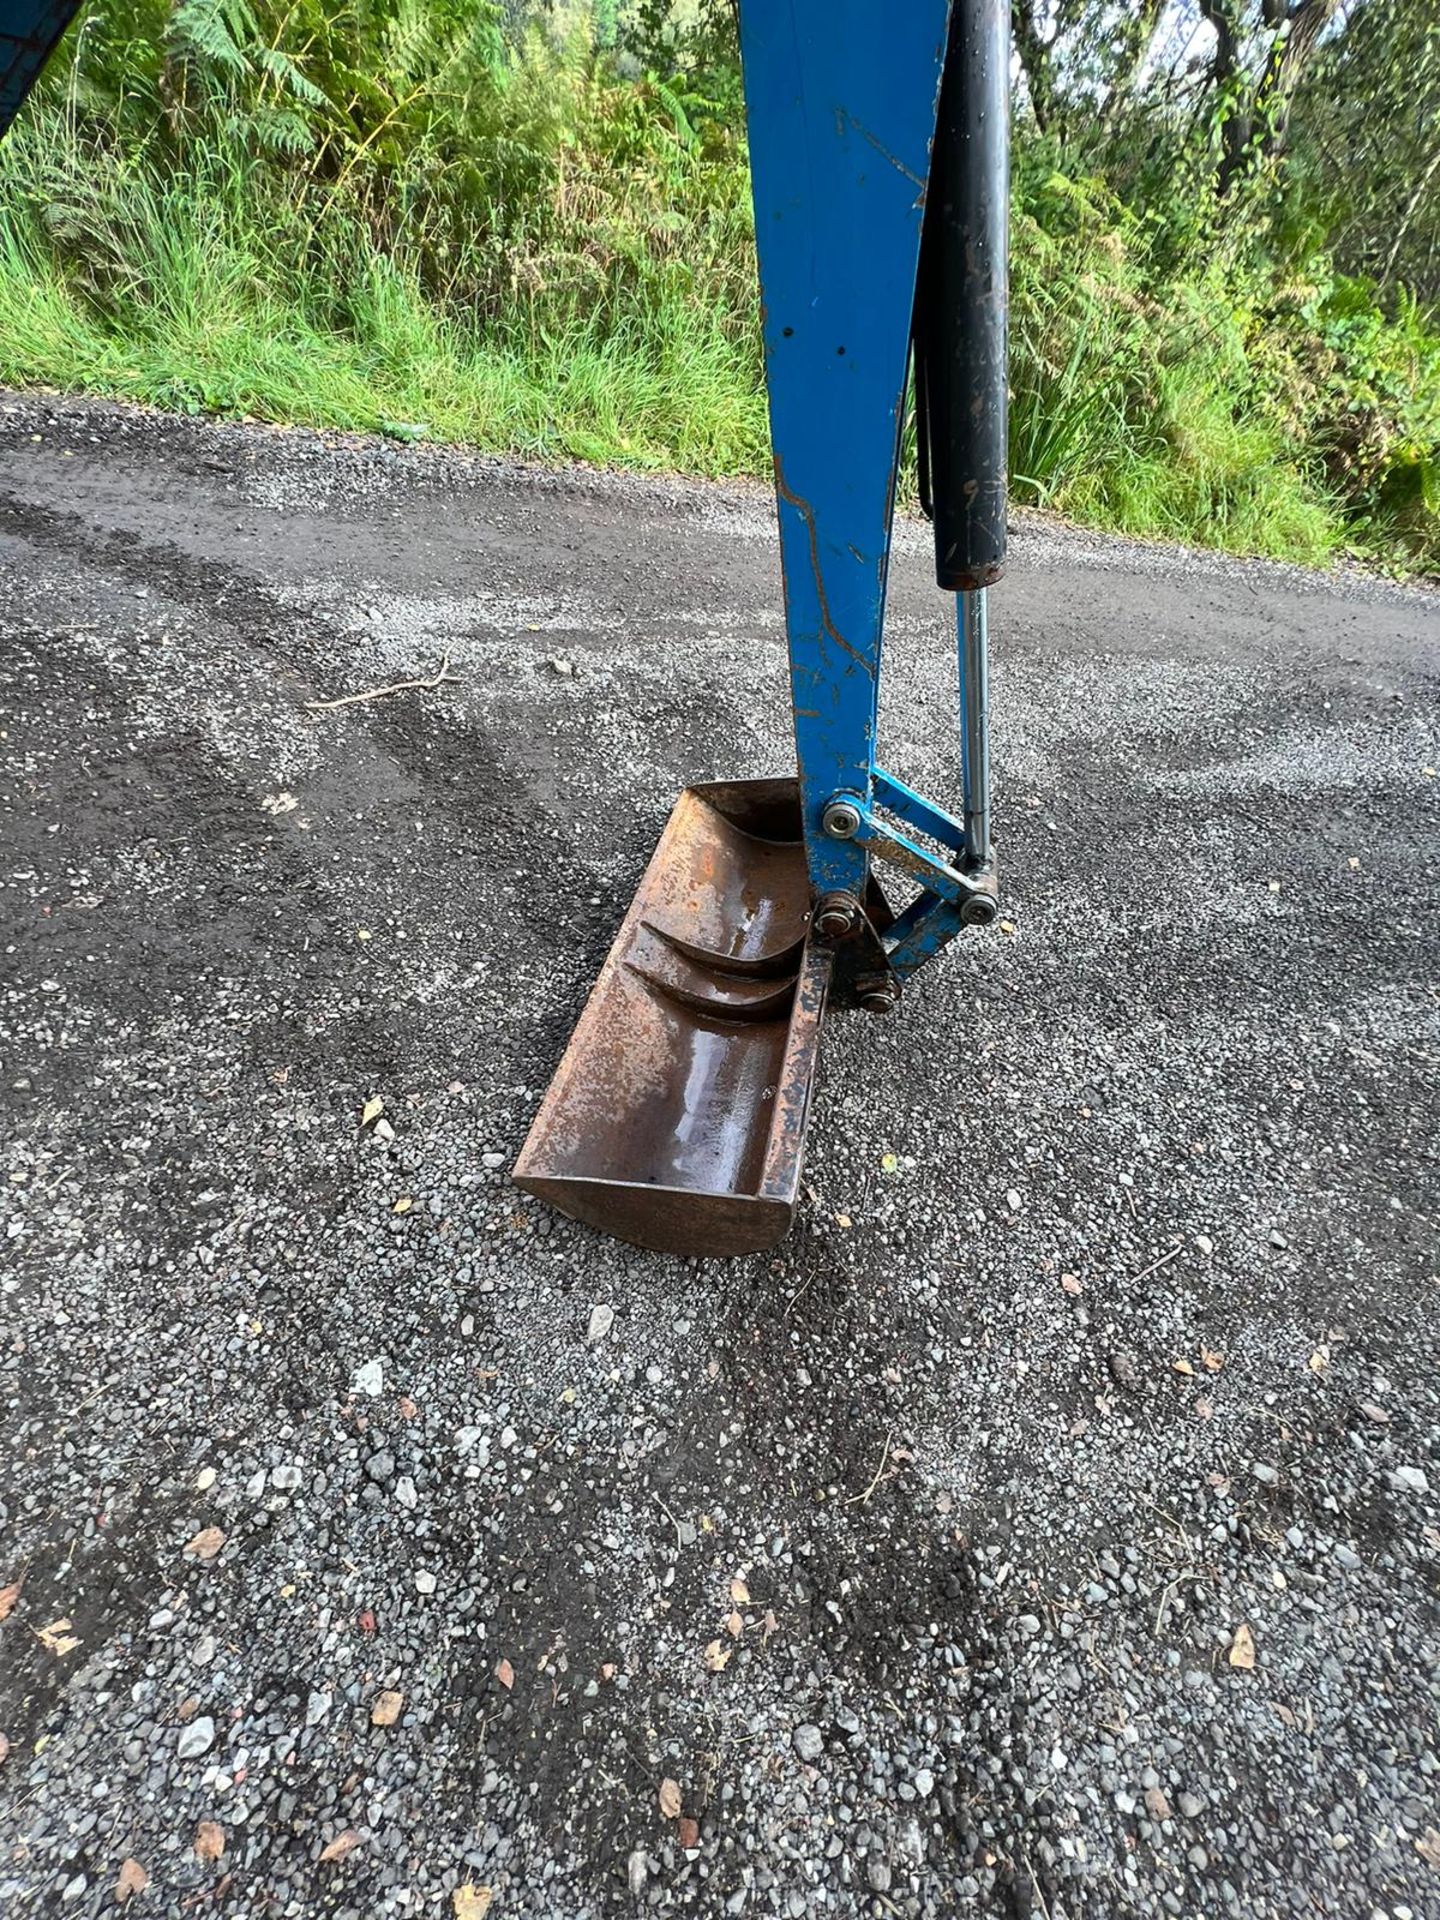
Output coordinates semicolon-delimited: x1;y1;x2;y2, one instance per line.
513;782;830;1257
515;0;1011;1256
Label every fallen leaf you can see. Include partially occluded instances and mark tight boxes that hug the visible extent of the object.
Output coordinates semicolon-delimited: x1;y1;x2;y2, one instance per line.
319;1829;362;1864
115;1857;149;1904
453;1887;494;1920
729;1576;750;1606
35;1618;80;1657
725;1610;744;1639
835;1213;852;1229
1195;1396;1214;1421
0;1578;22;1623
495;1657;514;1690
1228;1622;1256;1670
1415;1827;1440;1869
703;1639;731;1672
1308;1346;1329;1373
762;1609;778;1641
1172;1358;1195;1377
678;1816;699;1848
599;1662;616;1682
0;1732;9;1766
356;928;372;942
371;1689;404;1727
880;1153;898;1173
1347;856;1360;870
998;919;1016;934
1200;1347;1225;1373
397;1396;418;1420
184;1527;225;1561
658;1777;682;1819
1060;1273;1083;1295
194;1820;226;1863
361;1096;384;1127
392;1196;413;1214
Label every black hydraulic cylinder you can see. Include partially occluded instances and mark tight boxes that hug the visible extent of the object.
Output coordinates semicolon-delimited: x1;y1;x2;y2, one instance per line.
913;0;1010;591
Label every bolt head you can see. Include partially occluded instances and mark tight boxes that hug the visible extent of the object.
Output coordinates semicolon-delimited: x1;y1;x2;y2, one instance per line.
821;800;862;841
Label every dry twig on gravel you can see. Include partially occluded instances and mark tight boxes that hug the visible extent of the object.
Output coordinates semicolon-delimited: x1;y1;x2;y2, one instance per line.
305;657;459;712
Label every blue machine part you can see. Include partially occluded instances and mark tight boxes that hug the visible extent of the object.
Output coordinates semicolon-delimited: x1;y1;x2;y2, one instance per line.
737;0;952;902
0;0;79;141
739;0;1003;988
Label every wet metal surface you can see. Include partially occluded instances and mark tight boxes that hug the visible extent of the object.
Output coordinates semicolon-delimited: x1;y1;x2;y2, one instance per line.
513;780;831;1257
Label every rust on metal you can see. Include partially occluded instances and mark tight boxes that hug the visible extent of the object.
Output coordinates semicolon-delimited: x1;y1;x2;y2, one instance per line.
512;780;832;1257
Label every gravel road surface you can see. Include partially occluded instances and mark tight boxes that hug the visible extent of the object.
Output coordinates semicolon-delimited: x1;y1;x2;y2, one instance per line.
2;393;1439;1920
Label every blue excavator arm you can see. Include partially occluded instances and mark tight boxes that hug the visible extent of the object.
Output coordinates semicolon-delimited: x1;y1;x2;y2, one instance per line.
0;0;80;140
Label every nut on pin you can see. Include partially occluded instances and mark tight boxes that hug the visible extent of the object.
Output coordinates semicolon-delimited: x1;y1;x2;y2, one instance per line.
856;972;901;1016
813;891;863;939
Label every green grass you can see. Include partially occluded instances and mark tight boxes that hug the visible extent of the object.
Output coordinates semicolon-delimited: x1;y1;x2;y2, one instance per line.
0;142;768;474
0;47;1434;574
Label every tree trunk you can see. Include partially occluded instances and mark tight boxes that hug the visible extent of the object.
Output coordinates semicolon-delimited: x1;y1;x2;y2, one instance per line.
1199;0;1252;198
1100;0;1167;125
1254;0;1342;164
1011;1;1055;135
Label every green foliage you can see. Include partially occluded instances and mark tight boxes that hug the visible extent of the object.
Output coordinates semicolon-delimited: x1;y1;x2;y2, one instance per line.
0;0;1435;573
1008;165;1340;563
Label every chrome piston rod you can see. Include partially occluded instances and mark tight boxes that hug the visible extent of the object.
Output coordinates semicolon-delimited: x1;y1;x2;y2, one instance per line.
957;587;992;865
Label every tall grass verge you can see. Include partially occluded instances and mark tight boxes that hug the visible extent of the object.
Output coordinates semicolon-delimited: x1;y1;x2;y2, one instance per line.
0;8;1435;571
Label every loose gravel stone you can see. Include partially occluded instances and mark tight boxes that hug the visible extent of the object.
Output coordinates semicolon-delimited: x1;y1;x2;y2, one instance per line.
175;1719;215;1762
1390;1466;1430;1493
